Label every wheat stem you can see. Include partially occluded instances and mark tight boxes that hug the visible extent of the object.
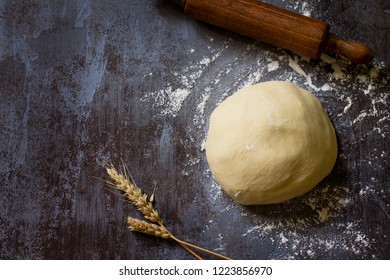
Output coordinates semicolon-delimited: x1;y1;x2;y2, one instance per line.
176;242;203;260
169;234;232;260
127;218;203;259
104;162;232;260
128;218;230;260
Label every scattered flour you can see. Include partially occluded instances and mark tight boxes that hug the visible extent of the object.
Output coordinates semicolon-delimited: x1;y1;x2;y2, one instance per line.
140;41;223;117
342;96;353;114
280;233;289;244
267;59;279;72
301;1;312;17
199;46;386;257
140;87;190;117
138;1;388;259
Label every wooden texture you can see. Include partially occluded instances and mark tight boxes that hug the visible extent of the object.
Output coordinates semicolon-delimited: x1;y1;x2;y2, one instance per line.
324;33;374;64
0;0;389;260
183;0;373;62
185;0;330;59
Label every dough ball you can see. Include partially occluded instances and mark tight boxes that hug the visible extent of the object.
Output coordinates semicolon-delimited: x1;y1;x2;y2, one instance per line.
205;81;338;205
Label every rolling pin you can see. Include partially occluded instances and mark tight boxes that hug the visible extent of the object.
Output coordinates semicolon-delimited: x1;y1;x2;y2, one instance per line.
172;0;373;63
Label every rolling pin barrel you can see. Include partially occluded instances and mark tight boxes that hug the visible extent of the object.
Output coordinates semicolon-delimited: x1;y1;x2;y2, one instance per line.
179;0;373;63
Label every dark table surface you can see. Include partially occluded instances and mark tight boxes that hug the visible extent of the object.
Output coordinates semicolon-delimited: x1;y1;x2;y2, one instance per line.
0;0;389;260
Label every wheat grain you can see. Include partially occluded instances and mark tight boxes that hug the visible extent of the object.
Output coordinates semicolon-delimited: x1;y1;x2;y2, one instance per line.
127;217;204;259
105;164;163;225
128;217;171;239
103;162;232;260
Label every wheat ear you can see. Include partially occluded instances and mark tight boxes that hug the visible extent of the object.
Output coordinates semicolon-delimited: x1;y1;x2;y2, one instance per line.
127;218;231;260
128;217;170;239
127;218;203;260
104;163;232;260
104;162;203;259
105;163;162;225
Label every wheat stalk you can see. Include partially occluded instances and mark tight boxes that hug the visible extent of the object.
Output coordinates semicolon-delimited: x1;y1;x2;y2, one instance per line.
127;217;231;260
127;217;204;260
103;162;232;260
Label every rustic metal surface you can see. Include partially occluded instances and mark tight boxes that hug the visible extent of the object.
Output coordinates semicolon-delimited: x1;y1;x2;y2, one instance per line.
0;0;389;259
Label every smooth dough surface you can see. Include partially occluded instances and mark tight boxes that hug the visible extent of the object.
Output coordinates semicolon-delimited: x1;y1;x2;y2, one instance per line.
205;81;338;205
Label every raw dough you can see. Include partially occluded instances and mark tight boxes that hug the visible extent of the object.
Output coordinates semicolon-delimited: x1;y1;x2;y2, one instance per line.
205;81;338;205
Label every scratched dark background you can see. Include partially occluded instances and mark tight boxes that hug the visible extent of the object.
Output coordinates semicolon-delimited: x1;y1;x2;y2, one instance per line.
0;0;389;259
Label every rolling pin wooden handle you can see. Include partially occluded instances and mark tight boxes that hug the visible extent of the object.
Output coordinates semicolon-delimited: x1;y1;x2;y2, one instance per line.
324;34;374;64
176;0;373;63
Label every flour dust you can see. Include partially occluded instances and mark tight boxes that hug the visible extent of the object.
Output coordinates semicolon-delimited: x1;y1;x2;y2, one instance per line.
138;2;388;259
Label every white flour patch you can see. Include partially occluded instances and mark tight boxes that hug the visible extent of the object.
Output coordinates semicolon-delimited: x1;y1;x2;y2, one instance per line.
140;86;190;117
194;90;212;128
280;233;289;244
301;1;312;17
288;56;321;91
343;97;353;114
214;177;374;258
267;59;279;72
288;57;307;76
141;46;223;117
